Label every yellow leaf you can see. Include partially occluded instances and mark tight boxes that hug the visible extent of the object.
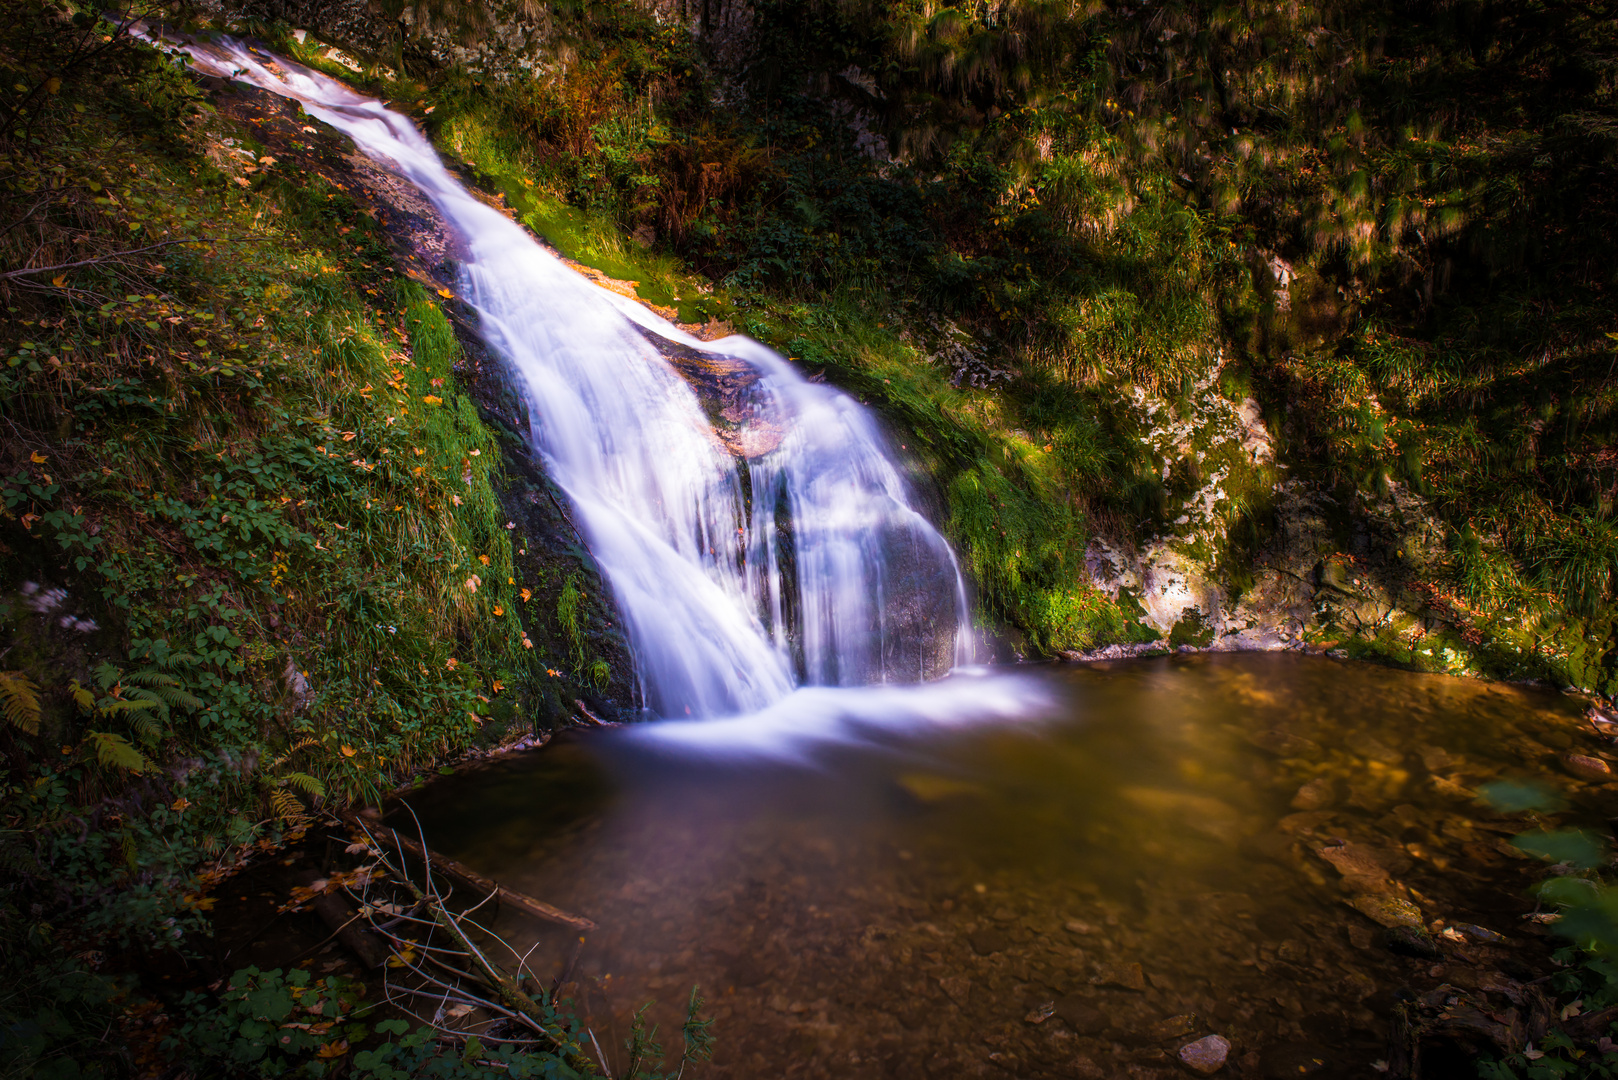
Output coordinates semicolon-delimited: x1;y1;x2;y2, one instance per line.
171;796;191;812
30;452;46;463
520;588;532;601
51;274;66;287
436;288;454;299
492;605;504;616
341;745;356;757
446;658;459;669
478;554;490;566
491;680;504;693
234;176;251;187
316;1041;348;1059
422;395;442;406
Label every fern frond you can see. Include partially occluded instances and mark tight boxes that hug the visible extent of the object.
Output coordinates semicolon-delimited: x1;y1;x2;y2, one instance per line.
149;685;204;711
67;679;95;715
86;731;149;773
269;787;311;827
0;837;43;879
120;671;203;711
126;707;166;748
123;670;180;688
96;698;159;714
267;737;321;769
280;771;326;799
0;672;42;735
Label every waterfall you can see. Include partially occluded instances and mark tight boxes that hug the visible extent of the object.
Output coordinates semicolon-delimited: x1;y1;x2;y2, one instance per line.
157;32;977;721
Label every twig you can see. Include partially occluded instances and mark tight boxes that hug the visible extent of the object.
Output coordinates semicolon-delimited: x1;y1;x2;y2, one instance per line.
343;808;594;930
589;1028;614;1078
0;237;266;280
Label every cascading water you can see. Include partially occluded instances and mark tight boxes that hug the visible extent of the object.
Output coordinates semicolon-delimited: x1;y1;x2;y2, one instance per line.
150;32;1043;735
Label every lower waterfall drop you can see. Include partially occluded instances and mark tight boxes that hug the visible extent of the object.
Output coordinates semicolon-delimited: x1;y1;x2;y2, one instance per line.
155;30;992;724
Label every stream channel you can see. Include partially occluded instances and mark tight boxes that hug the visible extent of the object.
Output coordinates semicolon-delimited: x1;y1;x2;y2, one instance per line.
393;652;1601;1080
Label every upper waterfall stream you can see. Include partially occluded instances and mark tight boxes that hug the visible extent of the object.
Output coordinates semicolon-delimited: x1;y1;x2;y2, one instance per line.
152;32;1035;727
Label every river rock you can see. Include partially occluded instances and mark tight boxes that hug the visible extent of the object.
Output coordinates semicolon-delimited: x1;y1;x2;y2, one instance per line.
1562;754;1613;782
1054;996;1109;1035
1148;1014;1199;1042
1382;925;1440;959
1245;729;1321;757
1024;1000;1056;1024
1291;777;1335;810
1316;841;1394;893
1091;962;1147;991
938;975;971;1007
1179;1034;1231;1075
1347;893;1422;928
970;928;1009;955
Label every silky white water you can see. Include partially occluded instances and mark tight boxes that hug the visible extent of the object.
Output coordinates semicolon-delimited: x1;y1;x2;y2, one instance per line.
151;33;1044;733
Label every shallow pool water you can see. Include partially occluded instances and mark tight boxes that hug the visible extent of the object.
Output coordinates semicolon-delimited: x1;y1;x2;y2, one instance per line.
398;653;1608;1079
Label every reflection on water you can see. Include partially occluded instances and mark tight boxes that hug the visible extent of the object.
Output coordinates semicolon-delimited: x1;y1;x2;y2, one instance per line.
400;654;1603;1079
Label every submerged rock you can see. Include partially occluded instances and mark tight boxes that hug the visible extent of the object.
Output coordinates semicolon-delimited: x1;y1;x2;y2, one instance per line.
1054;996;1109;1035
1290;777;1336;810
1382;925;1440;959
1347;894;1423;928
1562;753;1613;782
1179;1034;1231;1075
1148;1015;1200;1042
1091;961;1147;991
938;975;972;1007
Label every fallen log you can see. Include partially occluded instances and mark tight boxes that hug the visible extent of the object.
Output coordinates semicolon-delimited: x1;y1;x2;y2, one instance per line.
342;809;596;932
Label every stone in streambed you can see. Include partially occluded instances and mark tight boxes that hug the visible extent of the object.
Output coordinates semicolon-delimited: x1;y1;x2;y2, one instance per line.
970;928;1009;955
1382;925;1440;959
1291;777;1335;810
1347;893;1422;928
1147;1014;1199;1042
1179;1034;1231;1075
1054;996;1109;1035
1091;961;1147;991
938;975;971;1007
1562;753;1613;782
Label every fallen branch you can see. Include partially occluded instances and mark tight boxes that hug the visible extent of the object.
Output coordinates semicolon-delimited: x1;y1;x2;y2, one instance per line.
344;808;595;931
